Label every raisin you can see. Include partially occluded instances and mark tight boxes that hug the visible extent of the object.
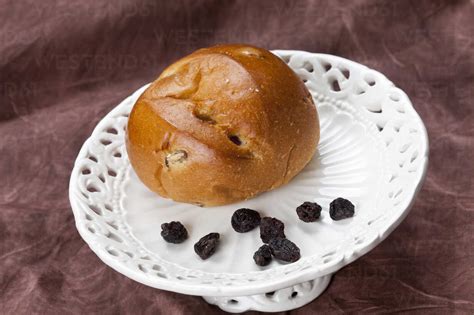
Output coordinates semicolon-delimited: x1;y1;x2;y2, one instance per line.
329;197;355;220
269;237;301;263
253;245;272;266
260;217;285;243
231;208;261;233
194;233;220;260
228;134;242;145
160;221;188;243
296;201;322;222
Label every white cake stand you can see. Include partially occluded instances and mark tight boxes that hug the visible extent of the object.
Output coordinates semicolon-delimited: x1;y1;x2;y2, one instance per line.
69;51;428;313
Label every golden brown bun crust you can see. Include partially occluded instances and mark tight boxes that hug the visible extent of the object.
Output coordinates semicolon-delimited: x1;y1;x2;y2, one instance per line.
126;44;319;206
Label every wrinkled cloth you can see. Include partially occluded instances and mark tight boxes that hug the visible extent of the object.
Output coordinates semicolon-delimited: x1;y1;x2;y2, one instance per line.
1;0;473;314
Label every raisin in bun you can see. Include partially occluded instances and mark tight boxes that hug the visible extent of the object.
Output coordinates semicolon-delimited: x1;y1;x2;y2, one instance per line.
126;44;319;206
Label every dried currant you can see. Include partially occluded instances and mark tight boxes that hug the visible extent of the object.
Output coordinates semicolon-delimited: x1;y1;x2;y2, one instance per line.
253;244;272;266
269;237;301;263
231;208;261;233
194;233;220;260
160;221;188;243
329;197;355;220
296;201;322;222
260;217;285;243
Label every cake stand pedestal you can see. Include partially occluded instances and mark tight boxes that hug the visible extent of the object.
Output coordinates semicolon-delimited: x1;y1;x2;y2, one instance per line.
203;275;332;313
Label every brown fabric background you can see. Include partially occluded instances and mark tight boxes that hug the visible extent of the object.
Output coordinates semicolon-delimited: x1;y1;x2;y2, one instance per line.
1;0;473;314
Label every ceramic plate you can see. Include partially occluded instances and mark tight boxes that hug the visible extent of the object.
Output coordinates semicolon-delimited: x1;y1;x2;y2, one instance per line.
69;51;428;312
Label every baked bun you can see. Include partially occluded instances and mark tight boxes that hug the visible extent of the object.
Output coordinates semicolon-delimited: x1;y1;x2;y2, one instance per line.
126;44;319;206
